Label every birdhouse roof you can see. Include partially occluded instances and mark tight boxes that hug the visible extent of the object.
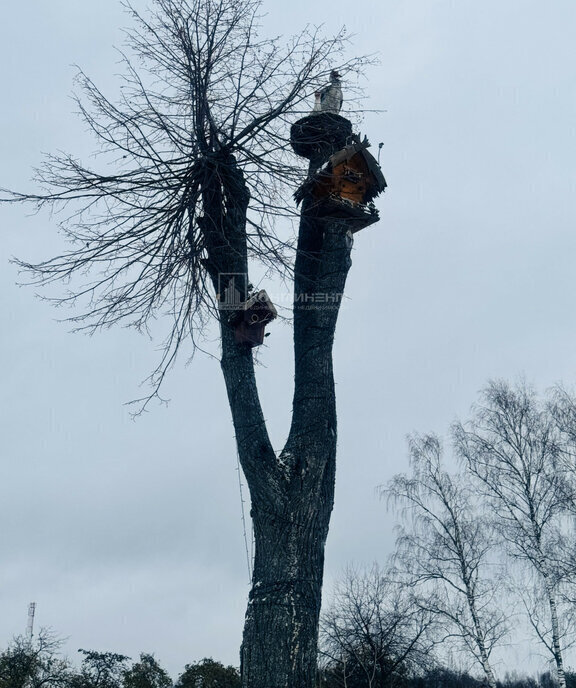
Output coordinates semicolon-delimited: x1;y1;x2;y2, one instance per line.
329;141;387;193
243;290;277;316
229;290;277;326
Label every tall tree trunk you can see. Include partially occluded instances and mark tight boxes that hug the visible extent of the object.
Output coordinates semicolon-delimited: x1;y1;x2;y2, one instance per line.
240;476;334;686
205;130;354;686
236;213;352;686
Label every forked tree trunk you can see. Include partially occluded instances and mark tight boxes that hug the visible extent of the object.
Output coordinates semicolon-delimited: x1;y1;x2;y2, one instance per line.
236;219;350;686
231;214;351;686
206;123;355;687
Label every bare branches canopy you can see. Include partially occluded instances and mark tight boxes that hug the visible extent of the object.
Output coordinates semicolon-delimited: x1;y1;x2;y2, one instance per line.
3;0;369;383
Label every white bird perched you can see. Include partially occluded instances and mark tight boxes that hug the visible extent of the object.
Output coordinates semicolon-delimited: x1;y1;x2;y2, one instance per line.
312;70;343;115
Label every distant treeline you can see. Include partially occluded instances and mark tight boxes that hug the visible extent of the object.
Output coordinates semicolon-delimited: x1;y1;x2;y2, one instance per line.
1;628;574;688
0;637;241;688
320;667;576;688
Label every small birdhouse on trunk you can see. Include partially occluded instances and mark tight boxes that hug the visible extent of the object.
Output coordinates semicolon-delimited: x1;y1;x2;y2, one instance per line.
228;290;277;348
295;137;387;232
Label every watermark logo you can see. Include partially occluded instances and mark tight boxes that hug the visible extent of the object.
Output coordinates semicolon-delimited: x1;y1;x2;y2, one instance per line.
217;272;346;312
217;273;245;311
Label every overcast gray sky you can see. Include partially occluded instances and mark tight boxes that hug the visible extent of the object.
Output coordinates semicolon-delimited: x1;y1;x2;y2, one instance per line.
1;0;576;679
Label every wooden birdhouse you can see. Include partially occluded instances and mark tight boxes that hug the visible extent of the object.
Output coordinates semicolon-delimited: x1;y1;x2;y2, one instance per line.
328;140;386;203
229;290;277;348
294;137;387;232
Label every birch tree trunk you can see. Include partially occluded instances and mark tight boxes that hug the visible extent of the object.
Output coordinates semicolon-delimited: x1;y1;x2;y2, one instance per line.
544;580;567;688
466;591;497;688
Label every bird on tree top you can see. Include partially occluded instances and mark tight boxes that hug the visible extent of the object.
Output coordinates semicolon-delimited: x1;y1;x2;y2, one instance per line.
311;70;343;115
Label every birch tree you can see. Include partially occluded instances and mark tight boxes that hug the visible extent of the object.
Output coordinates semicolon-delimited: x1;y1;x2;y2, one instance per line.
0;0;379;686
454;380;573;688
383;435;506;688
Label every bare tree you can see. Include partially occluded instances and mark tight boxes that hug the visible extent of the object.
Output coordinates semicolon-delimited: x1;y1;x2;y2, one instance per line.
454;380;574;688
319;565;435;688
1;1;382;686
382;435;506;688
